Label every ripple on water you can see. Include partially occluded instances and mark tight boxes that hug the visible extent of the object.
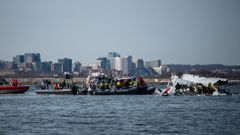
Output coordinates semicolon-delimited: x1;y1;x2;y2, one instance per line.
0;87;240;135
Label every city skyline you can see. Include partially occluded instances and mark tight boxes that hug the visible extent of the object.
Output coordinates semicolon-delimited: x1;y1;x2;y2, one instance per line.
1;52;239;66
1;0;240;65
0;52;240;79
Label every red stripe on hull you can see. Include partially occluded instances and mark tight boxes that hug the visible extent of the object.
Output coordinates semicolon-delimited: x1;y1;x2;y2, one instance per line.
0;86;29;94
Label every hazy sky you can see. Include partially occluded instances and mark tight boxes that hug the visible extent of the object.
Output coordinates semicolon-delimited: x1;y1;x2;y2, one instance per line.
0;0;240;65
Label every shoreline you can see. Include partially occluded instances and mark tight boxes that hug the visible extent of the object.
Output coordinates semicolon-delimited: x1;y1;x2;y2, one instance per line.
3;77;240;85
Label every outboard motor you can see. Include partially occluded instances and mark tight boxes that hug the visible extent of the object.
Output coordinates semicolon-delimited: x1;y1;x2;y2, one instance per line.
71;85;78;95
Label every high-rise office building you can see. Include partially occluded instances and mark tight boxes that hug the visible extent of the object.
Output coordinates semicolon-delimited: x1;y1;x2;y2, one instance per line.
51;63;63;74
42;61;52;73
32;62;42;72
73;62;81;72
145;60;161;68
5;62;17;70
58;58;72;73
127;55;132;74
108;52;120;59
96;57;108;71
108;52;121;69
111;56;132;75
24;53;41;64
13;55;24;64
135;59;144;69
0;61;4;70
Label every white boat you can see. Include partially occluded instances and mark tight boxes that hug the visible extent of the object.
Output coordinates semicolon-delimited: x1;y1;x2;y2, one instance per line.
35;89;73;95
35;75;77;95
162;74;230;96
181;74;228;87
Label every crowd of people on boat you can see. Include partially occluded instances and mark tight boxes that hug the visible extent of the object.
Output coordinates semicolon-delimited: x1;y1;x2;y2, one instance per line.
173;81;227;96
194;83;218;95
0;78;19;86
39;80;51;90
85;74;146;91
39;79;73;90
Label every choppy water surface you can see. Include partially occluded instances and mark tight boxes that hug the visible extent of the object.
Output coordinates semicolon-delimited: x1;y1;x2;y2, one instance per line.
0;85;240;135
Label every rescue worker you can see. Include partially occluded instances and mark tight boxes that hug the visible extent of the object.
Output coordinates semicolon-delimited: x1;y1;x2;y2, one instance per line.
62;80;66;89
54;83;59;89
11;79;18;86
104;80;109;89
116;80;121;89
129;79;136;87
99;81;104;90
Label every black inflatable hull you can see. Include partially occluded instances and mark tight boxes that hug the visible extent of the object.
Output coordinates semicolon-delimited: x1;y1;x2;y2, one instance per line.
87;86;156;95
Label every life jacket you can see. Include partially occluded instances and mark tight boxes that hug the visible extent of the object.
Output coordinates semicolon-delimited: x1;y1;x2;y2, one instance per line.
130;80;137;86
54;83;59;89
116;81;121;87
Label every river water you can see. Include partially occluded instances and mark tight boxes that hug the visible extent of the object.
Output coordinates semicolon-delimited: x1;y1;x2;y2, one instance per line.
0;84;240;135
